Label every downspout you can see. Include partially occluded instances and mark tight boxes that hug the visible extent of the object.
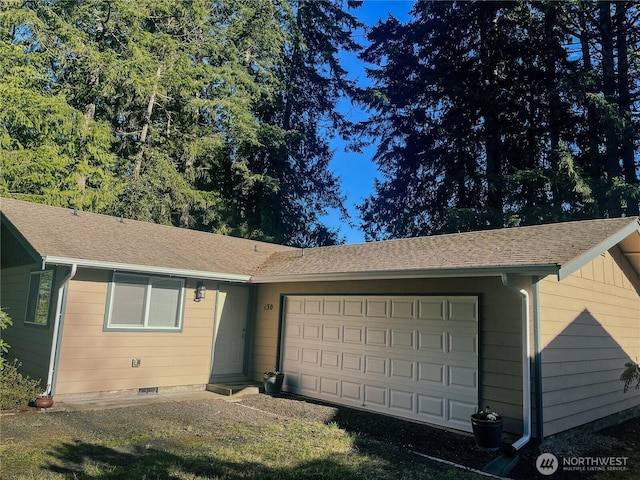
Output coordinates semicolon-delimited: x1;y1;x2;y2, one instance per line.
532;277;544;441
501;273;531;453
43;263;77;396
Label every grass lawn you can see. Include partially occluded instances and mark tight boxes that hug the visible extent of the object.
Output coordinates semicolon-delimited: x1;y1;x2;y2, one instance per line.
3;397;638;479
0;402;487;480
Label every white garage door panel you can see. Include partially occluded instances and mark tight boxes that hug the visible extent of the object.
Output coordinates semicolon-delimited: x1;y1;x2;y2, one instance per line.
282;295;478;432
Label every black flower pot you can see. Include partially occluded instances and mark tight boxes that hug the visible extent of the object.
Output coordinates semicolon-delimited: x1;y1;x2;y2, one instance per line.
471;414;503;451
263;373;285;395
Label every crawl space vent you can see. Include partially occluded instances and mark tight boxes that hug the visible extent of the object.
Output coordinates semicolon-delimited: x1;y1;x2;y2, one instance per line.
138;387;159;395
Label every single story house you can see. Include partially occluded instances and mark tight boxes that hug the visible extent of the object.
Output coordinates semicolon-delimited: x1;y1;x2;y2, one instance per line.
1;198;639;446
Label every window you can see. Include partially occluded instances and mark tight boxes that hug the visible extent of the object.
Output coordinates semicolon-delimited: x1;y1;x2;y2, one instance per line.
25;270;54;326
105;273;185;330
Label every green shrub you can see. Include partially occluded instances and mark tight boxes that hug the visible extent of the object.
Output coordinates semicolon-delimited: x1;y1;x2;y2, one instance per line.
0;309;12;370
0;359;42;410
621;361;640;393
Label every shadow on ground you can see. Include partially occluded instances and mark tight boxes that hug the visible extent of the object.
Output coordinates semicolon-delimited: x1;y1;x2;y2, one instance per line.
46;439;370;480
261;393;638;480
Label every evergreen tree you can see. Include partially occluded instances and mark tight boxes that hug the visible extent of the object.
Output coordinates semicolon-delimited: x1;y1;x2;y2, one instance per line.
1;0;359;247
358;0;639;240
234;0;363;246
0;3;118;210
35;0;270;227
565;1;640;217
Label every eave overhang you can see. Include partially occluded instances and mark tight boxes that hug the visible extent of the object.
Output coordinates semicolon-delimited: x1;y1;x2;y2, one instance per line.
250;264;560;284
42;256;251;283
558;219;640;281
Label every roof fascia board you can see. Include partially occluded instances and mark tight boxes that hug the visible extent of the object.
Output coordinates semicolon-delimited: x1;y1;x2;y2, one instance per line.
42;256;251;283
558;219;640;281
250;265;559;284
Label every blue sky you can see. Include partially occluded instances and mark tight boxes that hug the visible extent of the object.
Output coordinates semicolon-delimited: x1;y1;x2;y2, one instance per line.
323;1;413;244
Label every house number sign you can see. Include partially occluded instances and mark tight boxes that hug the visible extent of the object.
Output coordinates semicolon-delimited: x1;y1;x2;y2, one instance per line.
264;303;274;310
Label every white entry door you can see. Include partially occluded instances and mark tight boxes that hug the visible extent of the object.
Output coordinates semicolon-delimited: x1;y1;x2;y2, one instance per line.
281;295;478;432
211;285;249;378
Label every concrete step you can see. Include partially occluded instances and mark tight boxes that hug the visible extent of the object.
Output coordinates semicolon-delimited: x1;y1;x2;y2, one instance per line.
206;381;262;396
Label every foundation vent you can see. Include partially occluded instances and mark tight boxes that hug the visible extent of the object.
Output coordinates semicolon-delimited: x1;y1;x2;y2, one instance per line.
138;387;159;395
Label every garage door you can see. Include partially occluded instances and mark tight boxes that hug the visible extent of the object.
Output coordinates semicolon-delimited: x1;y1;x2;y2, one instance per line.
281;295;478;432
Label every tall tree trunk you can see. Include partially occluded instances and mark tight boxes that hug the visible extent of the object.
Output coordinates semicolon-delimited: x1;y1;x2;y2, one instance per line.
615;2;639;215
479;13;503;226
579;7;600;199
128;64;162;219
133;65;162;180
544;2;562;220
599;1;621;217
282;3;303;133
270;1;303;238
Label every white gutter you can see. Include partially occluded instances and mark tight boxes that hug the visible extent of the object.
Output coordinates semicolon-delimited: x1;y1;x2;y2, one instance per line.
43;263;77;396
252;265;559;284
501;274;531;453
42;256;251;283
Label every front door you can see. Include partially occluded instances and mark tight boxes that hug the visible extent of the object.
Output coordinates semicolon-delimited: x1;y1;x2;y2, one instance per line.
210;285;249;379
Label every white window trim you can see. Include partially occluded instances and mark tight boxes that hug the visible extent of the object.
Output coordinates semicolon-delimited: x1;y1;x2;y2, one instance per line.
104;272;186;331
24;270;54;326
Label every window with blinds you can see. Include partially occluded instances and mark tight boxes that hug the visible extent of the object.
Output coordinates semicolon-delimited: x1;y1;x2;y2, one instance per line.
105;273;185;331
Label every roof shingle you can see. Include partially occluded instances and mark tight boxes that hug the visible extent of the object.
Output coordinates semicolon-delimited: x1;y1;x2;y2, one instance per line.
254;216;640;279
1;198;295;277
2;198;638;280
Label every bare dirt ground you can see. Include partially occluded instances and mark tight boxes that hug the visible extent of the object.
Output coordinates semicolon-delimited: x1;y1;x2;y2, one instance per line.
3;392;639;479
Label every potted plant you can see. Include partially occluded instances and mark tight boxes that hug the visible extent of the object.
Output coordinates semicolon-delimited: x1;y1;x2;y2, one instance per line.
33;394;54;409
263;369;285;395
470;405;503;451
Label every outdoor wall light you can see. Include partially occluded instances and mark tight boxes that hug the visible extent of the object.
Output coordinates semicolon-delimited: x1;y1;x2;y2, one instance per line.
194;281;206;302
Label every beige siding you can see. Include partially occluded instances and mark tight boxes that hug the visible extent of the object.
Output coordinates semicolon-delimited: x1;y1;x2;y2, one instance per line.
539;247;640;436
0;264;66;386
251;276;528;434
54;269;217;395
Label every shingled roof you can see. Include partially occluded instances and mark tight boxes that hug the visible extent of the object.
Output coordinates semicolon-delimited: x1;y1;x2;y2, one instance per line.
2;198;639;282
254;216;640;281
1;198;296;281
